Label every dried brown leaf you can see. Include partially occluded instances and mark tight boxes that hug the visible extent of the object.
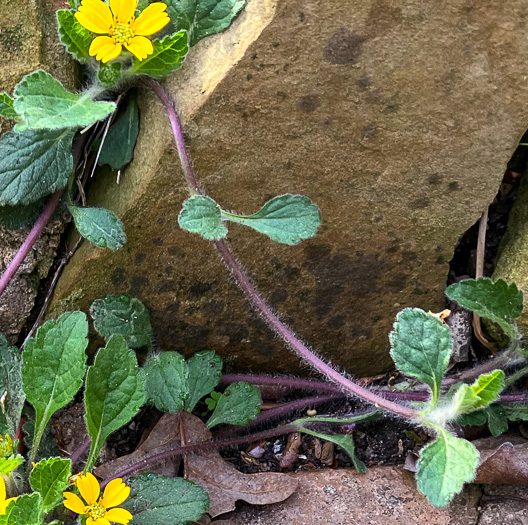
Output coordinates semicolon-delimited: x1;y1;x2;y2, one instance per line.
280;432;302;470
181;412;298;517
94;413;181;479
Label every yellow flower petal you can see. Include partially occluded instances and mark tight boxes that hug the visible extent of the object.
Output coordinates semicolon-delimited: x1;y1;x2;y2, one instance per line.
101;479;130;509
76;473;100;506
93;519;111;525
124;35;153;61
90;36;123;62
105;507;133;524
63;492;87;515
0;478;6;502
132;3;169;35
76;0;114;34
110;0;137;24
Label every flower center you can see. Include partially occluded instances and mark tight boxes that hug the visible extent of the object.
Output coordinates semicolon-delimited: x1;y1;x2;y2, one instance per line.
111;22;134;44
86;503;106;519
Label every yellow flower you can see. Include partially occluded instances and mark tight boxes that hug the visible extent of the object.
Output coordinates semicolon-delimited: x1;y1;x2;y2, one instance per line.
63;472;132;525
75;0;170;63
0;477;17;515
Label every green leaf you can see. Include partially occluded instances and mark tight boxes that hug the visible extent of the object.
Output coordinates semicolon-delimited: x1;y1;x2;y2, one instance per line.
68;205;127;250
29;457;71;513
57;9;92;64
445;278;523;339
487;406;509;437
0;455;24;475
389;308;452;404
22;312;88;459
185;351;223;412
98;61;122;88
0;94;17;119
98;92;139;169
0;494;43;525
470;370;505;408
129;31;189;78
0;200;45;230
0;129;74;205
222;194;321;245
84;335;145;471
178;195;228;240
204;391;221;411
451;384;480;415
89;295;152;349
166;0;245;46
22;420;60;461
206;382;261;428
457;409;487;427
0;338;24;436
144;352;189;413
124;473;209;524
416;429;479;507
13;70;115;131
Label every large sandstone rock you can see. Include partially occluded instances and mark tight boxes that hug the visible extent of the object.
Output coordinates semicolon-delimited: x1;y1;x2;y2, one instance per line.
50;0;528;375
0;0;73;341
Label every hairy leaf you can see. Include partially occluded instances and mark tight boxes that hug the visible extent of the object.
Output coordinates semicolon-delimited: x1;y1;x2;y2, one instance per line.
89;295;152;348
166;0;245;46
57;9;92;63
69;205;126;250
22;312;88;456
0;494;43;525
84;336;145;471
130;31;188;78
416;429;479;507
178;195;228;240
98;92;139;169
206;382;261;428
30;457;71;512
185;351;223;412
470;370;505;408
0;129;74;205
144;352;189;413
14;70;115;130
222;194;321;245
0;337;24;436
445;278;523;339
98;62;122;87
0;456;24;475
124;473;208;524
390;308;452;403
0;94;17;119
0;200;44;230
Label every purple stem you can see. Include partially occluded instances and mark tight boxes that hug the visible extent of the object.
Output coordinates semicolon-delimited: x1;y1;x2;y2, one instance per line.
70;436;91;466
221;373;528;404
148;79;418;421
0;189;64;298
101;423;298;488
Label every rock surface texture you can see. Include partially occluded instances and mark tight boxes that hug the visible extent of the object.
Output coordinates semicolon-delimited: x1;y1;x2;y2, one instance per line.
228;468;481;524
51;0;528;375
0;0;73;341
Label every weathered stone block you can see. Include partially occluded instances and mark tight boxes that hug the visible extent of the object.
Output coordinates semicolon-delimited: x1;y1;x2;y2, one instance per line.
50;0;528;375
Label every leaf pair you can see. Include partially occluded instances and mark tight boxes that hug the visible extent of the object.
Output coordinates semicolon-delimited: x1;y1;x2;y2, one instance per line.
179;194;321;245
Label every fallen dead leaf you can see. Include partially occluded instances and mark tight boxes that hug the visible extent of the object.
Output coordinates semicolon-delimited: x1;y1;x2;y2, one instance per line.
280;432;302;470
94;413;181;479
181;412;298;517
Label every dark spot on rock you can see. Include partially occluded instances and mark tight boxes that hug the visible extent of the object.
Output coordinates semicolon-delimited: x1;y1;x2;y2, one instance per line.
362;124;378;140
221;323;249;346
387;245;399;254
350;325;373;338
356;73;371;92
410;197;430;210
163;302;180;318
190;281;214;297
251;53;258;60
436;255;446;264
323;28;366;65
270;288;288;305
428;173;443;186
111;267;127;287
366;0;403;33
246;73;253;80
448;181;460;191
284;161;293;170
296;95;321;113
167;246;185;257
0;25;25;52
387;273;408;293
328;315;346;330
157;217;165;226
372;316;383;323
157;280;177;293
299;12;305;22
401;250;417;260
276;91;288;100
130;276;149;296
164;266;174;276
203;300;225;317
272;42;280;48
135;253;146;264
152;237;163;246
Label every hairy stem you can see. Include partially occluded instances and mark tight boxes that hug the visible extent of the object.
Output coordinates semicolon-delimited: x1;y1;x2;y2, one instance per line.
148;79;418;421
0;190;64;299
